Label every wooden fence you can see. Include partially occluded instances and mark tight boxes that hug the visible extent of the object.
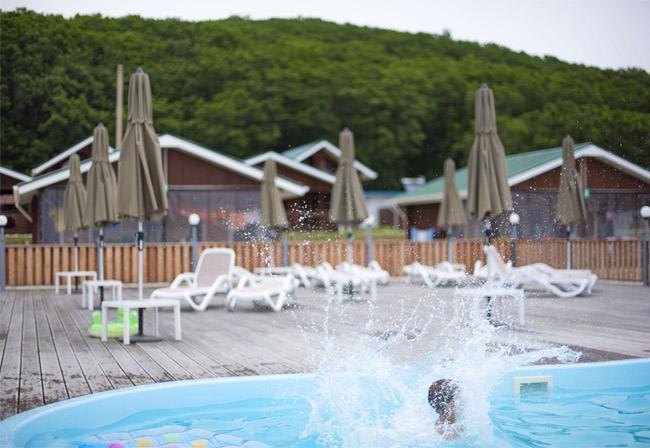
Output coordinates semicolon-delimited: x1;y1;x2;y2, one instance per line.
3;239;647;286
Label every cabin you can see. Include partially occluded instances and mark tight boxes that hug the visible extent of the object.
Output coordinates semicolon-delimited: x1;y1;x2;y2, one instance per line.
393;142;650;240
0;166;32;236
14;135;307;243
244;140;378;230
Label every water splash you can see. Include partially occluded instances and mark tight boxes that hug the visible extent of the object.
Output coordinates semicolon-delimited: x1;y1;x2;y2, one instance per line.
299;290;580;447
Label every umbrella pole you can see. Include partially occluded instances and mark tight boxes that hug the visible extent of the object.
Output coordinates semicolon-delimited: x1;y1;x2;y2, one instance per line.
566;225;572;270
347;225;353;264
98;228;105;302
137;221;144;334
483;218;495;323
366;226;373;265
447;226;454;263
73;232;79;293
281;236;288;267
269;237;275;268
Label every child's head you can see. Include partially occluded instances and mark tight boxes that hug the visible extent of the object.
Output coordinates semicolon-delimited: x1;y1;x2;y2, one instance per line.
428;379;458;416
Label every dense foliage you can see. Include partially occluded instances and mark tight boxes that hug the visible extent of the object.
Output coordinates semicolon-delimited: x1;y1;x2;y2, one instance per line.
2;9;649;187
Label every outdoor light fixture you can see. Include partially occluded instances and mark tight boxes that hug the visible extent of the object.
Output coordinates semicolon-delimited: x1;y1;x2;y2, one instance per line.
0;215;6;290
188;213;200;227
509;212;520;266
188;213;200;270
509;212;520;226
641;206;650;287
641;206;650;220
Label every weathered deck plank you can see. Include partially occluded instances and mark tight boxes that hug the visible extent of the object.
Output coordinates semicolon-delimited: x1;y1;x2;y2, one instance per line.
41;295;91;399
1;280;649;419
0;292;22;419
33;295;68;405
18;293;44;412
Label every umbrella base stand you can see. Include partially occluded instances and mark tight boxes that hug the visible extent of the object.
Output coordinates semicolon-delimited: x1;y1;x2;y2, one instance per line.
485;297;510;328
341;283;368;303
131;308;163;343
129;334;163;343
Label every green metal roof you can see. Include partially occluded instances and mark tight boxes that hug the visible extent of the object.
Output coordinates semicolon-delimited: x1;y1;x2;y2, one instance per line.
281;141;321;160
396;142;591;203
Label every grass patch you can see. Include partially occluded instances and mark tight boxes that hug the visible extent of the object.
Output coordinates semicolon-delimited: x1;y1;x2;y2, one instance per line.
283;226;406;241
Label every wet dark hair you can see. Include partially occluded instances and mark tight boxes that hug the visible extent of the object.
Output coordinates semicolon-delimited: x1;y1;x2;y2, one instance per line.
428;379;458;414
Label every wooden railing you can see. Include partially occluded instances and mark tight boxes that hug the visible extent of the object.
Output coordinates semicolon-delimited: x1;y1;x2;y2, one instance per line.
3;239;647;286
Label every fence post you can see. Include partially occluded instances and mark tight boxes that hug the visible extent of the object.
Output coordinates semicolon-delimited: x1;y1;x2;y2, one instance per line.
0;215;6;290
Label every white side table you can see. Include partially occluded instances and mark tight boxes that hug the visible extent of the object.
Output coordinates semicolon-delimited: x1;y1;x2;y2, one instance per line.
454;287;525;324
55;271;97;295
82;280;123;310
101;299;182;345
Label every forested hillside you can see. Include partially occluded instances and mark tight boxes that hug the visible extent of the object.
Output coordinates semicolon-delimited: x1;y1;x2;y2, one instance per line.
2;9;649;186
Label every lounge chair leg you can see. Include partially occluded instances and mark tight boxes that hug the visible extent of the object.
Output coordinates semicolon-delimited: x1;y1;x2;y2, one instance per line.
174;303;181;340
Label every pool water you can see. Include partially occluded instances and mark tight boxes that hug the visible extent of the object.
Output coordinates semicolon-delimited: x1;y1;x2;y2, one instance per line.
492;386;650;447
2;359;649;448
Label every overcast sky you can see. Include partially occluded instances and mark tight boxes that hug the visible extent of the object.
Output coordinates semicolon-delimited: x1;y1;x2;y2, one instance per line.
5;0;649;71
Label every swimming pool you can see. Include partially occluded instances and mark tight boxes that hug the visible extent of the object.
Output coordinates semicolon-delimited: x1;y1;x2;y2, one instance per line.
1;358;649;447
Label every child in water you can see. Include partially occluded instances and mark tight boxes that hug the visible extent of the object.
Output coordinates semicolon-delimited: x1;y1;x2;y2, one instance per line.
428;379;462;439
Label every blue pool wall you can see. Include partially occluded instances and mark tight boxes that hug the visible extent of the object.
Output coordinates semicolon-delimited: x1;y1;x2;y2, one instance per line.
1;358;649;447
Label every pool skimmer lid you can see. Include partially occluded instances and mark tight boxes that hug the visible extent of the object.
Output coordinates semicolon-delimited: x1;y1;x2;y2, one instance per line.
513;375;554;396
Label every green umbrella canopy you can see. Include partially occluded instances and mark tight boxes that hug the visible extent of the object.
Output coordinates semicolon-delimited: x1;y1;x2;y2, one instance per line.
63;154;87;232
329;127;369;226
466;84;512;220
85;123;119;228
438;158;467;227
261;159;288;228
117;68;168;221
556;135;587;226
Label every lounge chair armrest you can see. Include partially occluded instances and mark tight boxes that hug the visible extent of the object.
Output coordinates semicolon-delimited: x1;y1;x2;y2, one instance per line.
170;272;196;288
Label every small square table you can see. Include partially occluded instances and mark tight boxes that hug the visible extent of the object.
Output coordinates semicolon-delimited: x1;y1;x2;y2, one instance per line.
82;279;123;310
55;271;97;295
101;298;182;345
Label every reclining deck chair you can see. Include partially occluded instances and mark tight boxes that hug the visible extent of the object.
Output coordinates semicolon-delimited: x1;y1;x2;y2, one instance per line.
226;274;297;312
485;245;590;298
403;261;466;287
152;248;235;311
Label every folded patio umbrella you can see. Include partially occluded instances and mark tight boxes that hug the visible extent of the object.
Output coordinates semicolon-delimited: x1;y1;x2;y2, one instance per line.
465;84;512;324
556;135;587;227
85;123;118;300
556;135;587;268
438;158;466;261
63;154;87;289
117;67;168;341
330;127;368;262
466;84;512;243
261;159;288;266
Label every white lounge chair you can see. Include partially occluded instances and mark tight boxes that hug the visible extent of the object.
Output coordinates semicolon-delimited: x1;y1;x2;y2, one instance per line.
290;263;321;288
527;263;597;294
403;261;466;288
484;245;591;298
337;261;390;285
226;275;296;312
317;264;374;302
151;248;235;311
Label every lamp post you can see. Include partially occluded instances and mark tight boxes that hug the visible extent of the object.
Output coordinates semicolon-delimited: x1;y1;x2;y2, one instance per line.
641;206;650;287
361;214;375;265
188;213;200;271
0;215;6;290
509;212;520;267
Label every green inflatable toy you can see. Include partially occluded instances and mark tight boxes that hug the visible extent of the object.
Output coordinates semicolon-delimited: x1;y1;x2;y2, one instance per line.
88;308;139;339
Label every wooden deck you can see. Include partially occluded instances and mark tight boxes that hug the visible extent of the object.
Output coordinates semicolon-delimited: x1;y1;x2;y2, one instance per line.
1;280;649;419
